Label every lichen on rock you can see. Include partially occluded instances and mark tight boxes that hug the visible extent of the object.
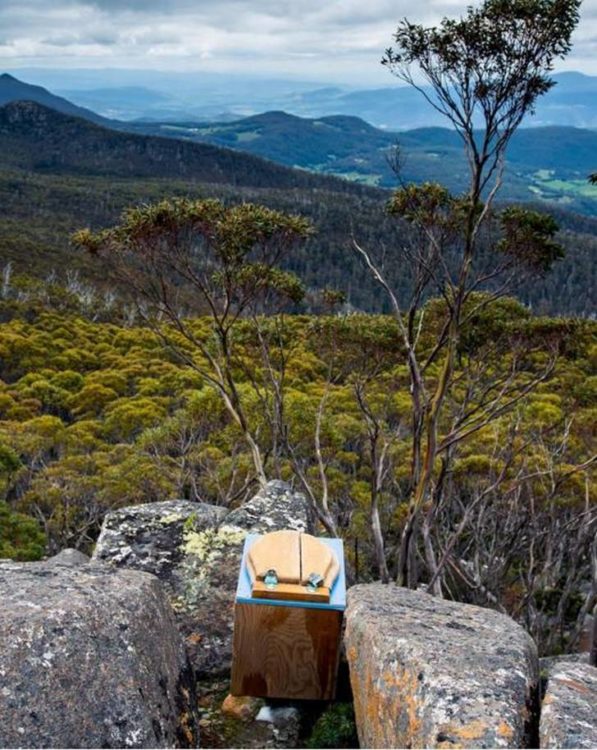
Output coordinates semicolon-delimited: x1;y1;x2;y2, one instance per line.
0;557;199;748
93;480;312;677
540;659;597;749
345;583;539;749
176;525;247;609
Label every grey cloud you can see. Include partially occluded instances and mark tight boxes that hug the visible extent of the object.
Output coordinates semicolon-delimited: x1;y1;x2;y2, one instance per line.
42;31;120;46
0;0;595;81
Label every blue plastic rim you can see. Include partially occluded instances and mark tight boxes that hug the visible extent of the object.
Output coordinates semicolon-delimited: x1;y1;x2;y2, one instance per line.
235;533;346;611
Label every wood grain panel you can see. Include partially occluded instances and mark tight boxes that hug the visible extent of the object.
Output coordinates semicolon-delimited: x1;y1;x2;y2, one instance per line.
299;533;340;588
299;533;333;584
247;530;300;583
251;580;330;603
231;603;342;700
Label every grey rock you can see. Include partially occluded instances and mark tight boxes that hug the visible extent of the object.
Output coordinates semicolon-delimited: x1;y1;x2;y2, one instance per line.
93;482;312;677
0;560;199;749
540;661;597;748
540;653;591;671
255;706;302;748
46;547;90;566
93;499;227;577
345;584;538;749
224;480;313;534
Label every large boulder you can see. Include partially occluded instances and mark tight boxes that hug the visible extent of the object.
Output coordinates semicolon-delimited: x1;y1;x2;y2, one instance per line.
93;499;227;583
540;659;597;748
345;584;539;749
93;481;313;677
0;558;199;749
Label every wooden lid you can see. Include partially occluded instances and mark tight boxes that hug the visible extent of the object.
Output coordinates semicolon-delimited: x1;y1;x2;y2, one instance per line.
247;530;340;603
246;529;300;584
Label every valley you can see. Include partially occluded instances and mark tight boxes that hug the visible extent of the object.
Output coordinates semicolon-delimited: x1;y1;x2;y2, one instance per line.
0;100;596;316
129;112;597;215
2;71;596;220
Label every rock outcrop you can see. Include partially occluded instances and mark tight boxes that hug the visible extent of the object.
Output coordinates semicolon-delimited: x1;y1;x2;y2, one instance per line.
44;547;90;566
0;558;199;749
93;499;227;582
540;659;597;749
345;584;539;749
93;481;313;677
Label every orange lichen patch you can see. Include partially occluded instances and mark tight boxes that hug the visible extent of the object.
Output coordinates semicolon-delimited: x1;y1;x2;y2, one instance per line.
497;721;514;739
369;663;424;746
556;678;592;695
221;693;261;721
439;720;488;742
347;656;365;742
403;671;423;740
363;667;379;728
457;720;489;740
348;644;431;748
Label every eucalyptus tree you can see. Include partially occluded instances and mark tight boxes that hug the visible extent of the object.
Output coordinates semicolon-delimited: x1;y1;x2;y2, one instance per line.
74;198;311;489
354;0;583;590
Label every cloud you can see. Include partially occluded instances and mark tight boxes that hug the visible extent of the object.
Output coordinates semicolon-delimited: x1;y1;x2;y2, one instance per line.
0;0;594;83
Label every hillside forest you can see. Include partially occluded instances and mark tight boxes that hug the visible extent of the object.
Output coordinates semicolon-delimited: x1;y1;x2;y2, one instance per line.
0;0;595;660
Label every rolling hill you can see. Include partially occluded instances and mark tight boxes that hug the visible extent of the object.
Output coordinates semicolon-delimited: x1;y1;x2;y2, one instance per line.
290;72;597;130
133;111;393;185
0;100;373;195
14;68;596;129
129;111;597;216
0;99;595;318
0;68;597;131
3;74;596;215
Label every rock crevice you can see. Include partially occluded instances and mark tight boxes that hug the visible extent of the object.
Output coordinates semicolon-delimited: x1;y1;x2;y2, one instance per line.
93;480;313;677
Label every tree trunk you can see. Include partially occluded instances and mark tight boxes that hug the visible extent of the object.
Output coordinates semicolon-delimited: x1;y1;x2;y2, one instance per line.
422;513;443;596
397;510;419;587
371;501;390;583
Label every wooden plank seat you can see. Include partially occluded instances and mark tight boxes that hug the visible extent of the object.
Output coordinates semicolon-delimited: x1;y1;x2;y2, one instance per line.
246;530;339;603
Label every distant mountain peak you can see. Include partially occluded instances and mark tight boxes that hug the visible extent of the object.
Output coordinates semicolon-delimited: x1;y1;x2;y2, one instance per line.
253;110;300;121
0;73;109;125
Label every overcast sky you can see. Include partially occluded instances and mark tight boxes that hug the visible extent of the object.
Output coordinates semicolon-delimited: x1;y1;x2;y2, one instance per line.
0;0;596;86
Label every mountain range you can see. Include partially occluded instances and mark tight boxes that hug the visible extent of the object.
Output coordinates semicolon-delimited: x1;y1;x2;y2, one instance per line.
1;73;596;217
7;68;596;129
0;73;109;125
287;72;597;130
0;76;595;317
0;99;369;196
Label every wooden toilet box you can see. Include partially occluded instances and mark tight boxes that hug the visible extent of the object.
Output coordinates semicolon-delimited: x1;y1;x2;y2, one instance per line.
230;530;346;701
